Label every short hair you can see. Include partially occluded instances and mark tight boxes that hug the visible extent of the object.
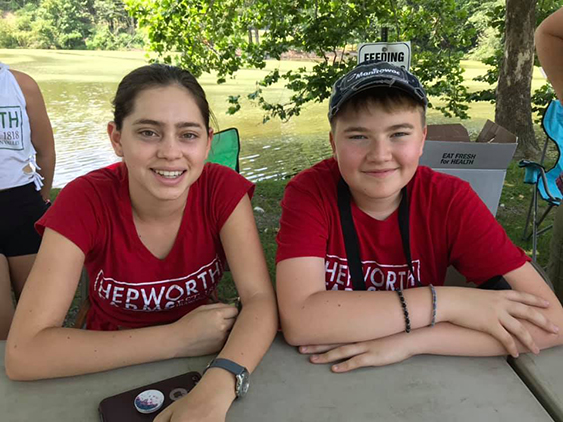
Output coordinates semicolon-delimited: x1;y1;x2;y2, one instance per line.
112;64;215;131
330;88;426;130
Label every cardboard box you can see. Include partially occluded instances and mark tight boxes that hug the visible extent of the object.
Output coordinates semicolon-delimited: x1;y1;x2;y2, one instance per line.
419;120;517;216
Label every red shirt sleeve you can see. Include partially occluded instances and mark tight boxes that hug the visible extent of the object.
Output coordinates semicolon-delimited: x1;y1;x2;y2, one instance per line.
35;176;101;255
446;181;529;284
276;173;330;263
207;164;255;231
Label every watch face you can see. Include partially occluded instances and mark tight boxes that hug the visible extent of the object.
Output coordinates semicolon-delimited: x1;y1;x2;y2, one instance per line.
236;369;250;398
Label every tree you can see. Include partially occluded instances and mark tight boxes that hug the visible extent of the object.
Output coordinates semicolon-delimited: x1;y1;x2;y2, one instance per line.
468;0;562;157
0;0;40;12
86;0;143;50
92;0;136;34
495;0;538;157
33;0;93;49
126;0;476;122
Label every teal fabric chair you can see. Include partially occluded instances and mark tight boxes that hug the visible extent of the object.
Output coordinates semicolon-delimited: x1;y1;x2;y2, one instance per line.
206;127;241;172
519;100;563;261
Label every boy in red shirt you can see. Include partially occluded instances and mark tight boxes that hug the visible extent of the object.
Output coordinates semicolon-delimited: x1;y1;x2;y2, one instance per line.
276;60;563;372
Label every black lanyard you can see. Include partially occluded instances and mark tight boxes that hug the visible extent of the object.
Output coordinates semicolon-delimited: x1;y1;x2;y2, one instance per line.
337;177;420;290
337;176;511;291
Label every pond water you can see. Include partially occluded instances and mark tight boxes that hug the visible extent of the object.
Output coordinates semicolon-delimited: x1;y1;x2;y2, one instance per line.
1;49;496;187
25;79;336;187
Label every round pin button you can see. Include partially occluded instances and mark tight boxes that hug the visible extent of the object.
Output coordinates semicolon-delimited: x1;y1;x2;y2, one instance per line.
134;389;165;414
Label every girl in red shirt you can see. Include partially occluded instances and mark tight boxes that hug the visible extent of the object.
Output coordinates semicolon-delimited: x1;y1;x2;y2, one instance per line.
6;64;277;422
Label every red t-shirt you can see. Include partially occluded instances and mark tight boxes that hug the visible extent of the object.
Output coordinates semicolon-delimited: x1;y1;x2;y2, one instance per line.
276;158;528;290
37;162;254;330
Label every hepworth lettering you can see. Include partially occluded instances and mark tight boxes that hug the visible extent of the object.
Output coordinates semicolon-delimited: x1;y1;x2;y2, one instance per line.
0;108;21;129
0;106;24;150
324;254;420;291
93;256;223;311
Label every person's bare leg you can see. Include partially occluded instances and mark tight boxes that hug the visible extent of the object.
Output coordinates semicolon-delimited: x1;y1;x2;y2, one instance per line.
8;254;36;299
0;254;14;340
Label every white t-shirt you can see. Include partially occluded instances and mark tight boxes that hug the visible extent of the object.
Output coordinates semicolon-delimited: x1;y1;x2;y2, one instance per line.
0;63;43;190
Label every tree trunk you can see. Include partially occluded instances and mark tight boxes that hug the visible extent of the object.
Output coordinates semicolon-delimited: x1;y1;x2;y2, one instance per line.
495;0;539;158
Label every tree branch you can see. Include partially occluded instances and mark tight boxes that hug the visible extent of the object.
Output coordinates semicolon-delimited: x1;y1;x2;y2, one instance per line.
388;0;402;40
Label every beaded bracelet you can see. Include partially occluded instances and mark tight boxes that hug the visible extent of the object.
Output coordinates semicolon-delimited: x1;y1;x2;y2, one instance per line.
429;284;437;327
396;289;411;333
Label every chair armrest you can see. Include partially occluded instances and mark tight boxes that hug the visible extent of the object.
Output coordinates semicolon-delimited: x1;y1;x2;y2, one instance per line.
518;160;546;171
519;160;559;202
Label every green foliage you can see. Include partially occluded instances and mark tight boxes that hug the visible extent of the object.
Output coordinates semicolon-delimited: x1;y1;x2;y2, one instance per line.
35;0;92;49
531;83;556;122
85;24;145;50
470;0;563;110
466;0;503;61
0;0;40;12
0;0;143;50
0;16;18;48
128;0;477;122
85;0;145;49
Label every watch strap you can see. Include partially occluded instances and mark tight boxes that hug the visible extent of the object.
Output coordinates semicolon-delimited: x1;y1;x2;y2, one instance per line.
205;358;245;376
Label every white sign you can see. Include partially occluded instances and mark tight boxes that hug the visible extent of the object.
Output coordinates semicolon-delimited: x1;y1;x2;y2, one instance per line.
358;42;412;70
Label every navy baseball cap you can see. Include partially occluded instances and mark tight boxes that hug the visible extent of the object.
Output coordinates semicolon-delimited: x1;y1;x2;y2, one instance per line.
328;60;428;121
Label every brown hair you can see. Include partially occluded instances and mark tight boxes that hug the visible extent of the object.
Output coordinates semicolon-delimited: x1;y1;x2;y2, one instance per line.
330;88;426;130
112;64;216;131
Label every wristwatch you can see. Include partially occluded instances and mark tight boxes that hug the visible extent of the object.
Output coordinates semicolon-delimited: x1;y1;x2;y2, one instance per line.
204;358;250;398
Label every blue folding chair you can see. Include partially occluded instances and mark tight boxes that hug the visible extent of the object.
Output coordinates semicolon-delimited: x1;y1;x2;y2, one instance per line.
519;100;563;261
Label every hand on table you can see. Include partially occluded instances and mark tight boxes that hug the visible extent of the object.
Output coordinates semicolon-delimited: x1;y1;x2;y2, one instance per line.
298;334;414;373
153;382;230;422
173;303;239;357
442;288;559;357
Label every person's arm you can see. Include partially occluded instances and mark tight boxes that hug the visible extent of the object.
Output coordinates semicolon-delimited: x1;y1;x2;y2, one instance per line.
426;262;563;354
536;7;563;102
277;258;557;356
278;256;437;345
154;194;278;422
439;262;563;352
5;228;239;380
11;70;55;201
300;262;563;372
214;194;278;370
276;168;556;355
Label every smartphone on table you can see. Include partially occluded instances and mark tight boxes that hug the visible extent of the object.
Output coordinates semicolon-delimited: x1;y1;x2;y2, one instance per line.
99;371;201;421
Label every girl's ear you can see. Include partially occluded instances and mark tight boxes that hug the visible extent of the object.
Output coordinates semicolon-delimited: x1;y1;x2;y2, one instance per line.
108;122;123;157
205;128;214;160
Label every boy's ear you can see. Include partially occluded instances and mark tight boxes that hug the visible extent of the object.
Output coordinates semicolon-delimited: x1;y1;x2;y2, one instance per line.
329;131;337;156
108;122;123;157
419;125;428;156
